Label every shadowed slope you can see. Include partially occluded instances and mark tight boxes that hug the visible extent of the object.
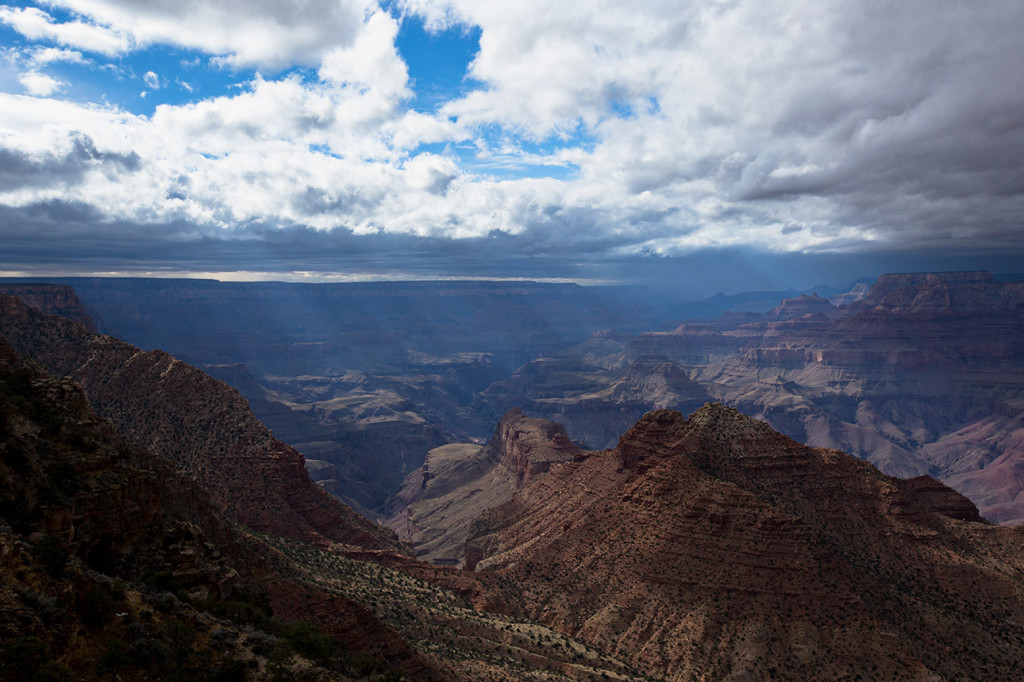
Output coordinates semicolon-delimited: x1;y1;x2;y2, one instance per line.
0;294;402;551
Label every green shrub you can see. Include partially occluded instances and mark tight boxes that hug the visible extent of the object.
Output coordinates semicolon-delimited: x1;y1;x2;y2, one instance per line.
280;621;339;665
162;619;197;660
128;637;169;667
213;657;250;682
141;570;183;593
32;662;73;682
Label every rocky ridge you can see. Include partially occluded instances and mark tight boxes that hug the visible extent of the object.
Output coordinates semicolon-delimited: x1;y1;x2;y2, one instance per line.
464;404;1024;680
473;271;1024;524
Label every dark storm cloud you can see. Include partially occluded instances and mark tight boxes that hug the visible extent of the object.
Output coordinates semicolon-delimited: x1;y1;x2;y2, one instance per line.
0;133;140;189
4;200;1022;300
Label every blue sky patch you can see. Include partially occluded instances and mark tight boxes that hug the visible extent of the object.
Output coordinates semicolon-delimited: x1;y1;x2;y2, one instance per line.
394;11;481;113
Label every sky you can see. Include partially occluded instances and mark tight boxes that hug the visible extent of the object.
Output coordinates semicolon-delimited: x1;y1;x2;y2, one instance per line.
0;0;1022;296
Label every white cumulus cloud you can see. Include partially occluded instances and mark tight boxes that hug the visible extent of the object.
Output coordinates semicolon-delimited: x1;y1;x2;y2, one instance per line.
18;71;65;96
1;0;1023;278
45;0;378;67
0;5;130;55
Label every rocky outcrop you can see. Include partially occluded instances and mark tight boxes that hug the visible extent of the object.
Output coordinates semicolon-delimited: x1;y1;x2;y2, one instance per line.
0;283;99;331
763;293;840;320
464;404;1024;680
0;294;403;552
386;409;580;566
490;408;582;485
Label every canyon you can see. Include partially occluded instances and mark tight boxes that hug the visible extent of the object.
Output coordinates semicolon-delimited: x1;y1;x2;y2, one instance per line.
7;277;653;516
3;282;1024;679
5;272;1023;528
461;404;1024;680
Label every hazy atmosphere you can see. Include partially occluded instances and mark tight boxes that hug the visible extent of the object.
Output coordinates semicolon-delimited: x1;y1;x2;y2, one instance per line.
2;0;1023;294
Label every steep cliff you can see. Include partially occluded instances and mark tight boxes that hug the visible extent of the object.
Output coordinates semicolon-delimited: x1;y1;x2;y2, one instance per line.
0;335;241;593
0;336;434;681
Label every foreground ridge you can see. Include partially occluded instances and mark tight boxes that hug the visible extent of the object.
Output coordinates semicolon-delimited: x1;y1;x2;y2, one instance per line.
462;403;1024;680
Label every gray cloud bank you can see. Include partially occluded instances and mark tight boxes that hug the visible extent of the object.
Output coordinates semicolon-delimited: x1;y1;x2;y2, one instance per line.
3;201;1021;299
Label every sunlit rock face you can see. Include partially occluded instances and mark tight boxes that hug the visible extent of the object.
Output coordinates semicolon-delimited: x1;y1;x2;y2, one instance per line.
464;404;1024;680
386;408;581;566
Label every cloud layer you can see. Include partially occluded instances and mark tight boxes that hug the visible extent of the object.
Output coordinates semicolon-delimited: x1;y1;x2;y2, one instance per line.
1;0;1023;287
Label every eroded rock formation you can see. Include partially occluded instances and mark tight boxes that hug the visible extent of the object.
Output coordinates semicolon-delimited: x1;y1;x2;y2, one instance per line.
386;409;580;566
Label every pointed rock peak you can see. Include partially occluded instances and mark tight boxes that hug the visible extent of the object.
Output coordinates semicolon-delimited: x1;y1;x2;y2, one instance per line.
498;407;526;423
616;404;789;458
685;402;776;440
613;409;688;470
630;408;688;430
615;404;790;471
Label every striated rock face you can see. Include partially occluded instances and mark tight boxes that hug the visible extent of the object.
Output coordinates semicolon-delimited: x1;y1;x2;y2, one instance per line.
0;283;98;331
0;294;402;551
465;404;1024;680
848;270;1024;315
628;325;746;365
386;409;580;566
490;407;582;485
699;271;1024;521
